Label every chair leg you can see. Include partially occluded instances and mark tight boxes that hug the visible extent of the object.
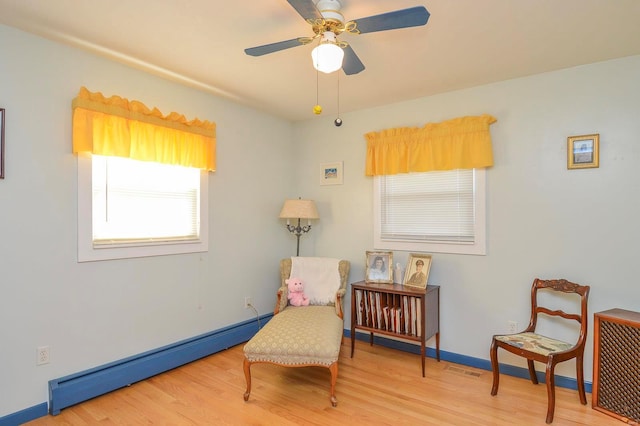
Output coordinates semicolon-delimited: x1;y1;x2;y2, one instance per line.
544;362;556;424
328;362;339;407
576;354;587;405
243;358;252;402
489;338;500;396
527;360;539;384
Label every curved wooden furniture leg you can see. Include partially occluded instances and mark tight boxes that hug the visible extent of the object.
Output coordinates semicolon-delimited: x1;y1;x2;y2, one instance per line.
545;363;556;424
328;362;338;407
576;354;587;405
243;358;252;402
527;360;538;384
489;338;500;396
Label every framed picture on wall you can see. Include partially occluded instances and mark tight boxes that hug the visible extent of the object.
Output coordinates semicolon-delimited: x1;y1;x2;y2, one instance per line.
365;250;393;283
567;134;599;169
0;108;4;179
403;253;432;289
320;161;343;185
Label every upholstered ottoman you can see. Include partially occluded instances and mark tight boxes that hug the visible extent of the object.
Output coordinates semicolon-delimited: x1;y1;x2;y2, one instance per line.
243;305;343;406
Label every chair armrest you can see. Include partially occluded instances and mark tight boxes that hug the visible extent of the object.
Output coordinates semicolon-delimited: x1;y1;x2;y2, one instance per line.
335;288;346;319
274;285;288;315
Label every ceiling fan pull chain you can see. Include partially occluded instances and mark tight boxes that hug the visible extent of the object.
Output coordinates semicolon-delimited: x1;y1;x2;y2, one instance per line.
334;71;342;126
317;62;319;105
337;71;339;115
313;54;322;115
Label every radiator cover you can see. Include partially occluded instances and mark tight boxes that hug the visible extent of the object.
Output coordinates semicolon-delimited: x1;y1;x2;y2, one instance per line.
592;308;640;423
48;314;270;415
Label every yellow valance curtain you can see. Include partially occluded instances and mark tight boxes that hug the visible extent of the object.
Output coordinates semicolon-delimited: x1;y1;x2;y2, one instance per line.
72;87;216;171
365;114;496;176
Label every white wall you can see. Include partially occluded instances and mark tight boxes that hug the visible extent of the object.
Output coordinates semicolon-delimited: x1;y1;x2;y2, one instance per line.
293;55;640;380
3;20;640;418
0;24;296;416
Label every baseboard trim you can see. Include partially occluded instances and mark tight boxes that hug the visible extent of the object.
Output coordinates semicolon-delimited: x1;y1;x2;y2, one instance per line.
48;313;272;415
346;329;592;394
0;402;48;426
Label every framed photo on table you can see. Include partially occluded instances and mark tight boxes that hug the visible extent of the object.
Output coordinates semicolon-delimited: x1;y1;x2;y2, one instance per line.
403;253;432;289
567;134;599;169
365;250;393;283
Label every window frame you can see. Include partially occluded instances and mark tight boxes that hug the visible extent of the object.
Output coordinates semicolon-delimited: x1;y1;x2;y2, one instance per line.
77;154;209;262
373;169;486;256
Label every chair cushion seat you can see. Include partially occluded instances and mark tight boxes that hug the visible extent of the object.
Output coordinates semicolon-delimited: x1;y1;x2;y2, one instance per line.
495;332;573;356
243;305;343;366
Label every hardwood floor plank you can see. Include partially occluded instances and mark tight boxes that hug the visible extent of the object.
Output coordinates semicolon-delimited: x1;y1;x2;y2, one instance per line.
26;340;622;425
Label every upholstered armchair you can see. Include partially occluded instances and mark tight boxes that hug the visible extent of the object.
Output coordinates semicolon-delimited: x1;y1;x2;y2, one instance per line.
243;257;350;406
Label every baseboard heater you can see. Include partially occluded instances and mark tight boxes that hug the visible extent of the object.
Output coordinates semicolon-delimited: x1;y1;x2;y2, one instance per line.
48;314;272;415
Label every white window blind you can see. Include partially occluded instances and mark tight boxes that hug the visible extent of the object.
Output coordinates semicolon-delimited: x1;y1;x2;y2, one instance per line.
380;170;474;243
374;169;486;255
92;155;200;244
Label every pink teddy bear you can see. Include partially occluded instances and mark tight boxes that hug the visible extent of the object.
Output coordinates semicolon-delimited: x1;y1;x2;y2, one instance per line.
286;277;309;306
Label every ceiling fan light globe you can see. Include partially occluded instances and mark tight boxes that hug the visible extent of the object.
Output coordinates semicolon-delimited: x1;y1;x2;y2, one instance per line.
311;43;344;74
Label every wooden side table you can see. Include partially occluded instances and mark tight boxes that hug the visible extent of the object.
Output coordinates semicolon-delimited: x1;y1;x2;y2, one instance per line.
350;281;440;377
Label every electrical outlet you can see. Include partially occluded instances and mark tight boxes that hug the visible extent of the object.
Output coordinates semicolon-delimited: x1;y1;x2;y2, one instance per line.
37;346;50;365
244;297;252;309
507;320;518;334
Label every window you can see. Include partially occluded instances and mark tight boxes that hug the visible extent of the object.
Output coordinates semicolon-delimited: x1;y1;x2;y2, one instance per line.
373;169;486;255
71;87;215;262
78;154;208;262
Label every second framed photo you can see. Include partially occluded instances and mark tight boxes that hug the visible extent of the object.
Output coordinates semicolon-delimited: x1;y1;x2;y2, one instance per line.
567;134;599;169
403;253;432;289
365;250;393;283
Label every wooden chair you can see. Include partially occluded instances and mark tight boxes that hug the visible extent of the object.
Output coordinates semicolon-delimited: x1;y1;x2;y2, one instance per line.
489;278;590;424
243;257;350;406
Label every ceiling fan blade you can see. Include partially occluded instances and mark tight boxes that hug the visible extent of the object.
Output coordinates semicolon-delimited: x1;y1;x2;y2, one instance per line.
244;38;304;57
351;6;430;34
287;0;323;21
342;44;365;75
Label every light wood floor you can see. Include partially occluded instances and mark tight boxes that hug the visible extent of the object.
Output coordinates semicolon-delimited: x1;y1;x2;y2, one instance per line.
27;339;621;425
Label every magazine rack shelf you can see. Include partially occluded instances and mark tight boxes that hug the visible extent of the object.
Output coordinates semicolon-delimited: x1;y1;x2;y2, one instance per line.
350;281;440;377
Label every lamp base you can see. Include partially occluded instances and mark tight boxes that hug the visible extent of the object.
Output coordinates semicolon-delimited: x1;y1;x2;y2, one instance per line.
285;218;312;256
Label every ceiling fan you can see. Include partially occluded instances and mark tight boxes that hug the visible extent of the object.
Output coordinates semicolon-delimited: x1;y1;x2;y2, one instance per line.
244;0;430;75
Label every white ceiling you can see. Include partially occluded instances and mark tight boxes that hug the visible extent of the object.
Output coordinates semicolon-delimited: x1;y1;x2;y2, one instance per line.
2;0;640;122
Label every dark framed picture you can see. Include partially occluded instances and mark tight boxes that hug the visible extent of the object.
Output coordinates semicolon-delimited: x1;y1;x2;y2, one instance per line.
365;250;393;283
403;253;432;289
0;108;4;179
567;134;599;169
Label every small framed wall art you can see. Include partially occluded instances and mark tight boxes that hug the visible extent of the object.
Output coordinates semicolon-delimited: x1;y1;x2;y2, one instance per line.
0;108;4;179
365;250;393;283
320;161;343;185
567;134;599;170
